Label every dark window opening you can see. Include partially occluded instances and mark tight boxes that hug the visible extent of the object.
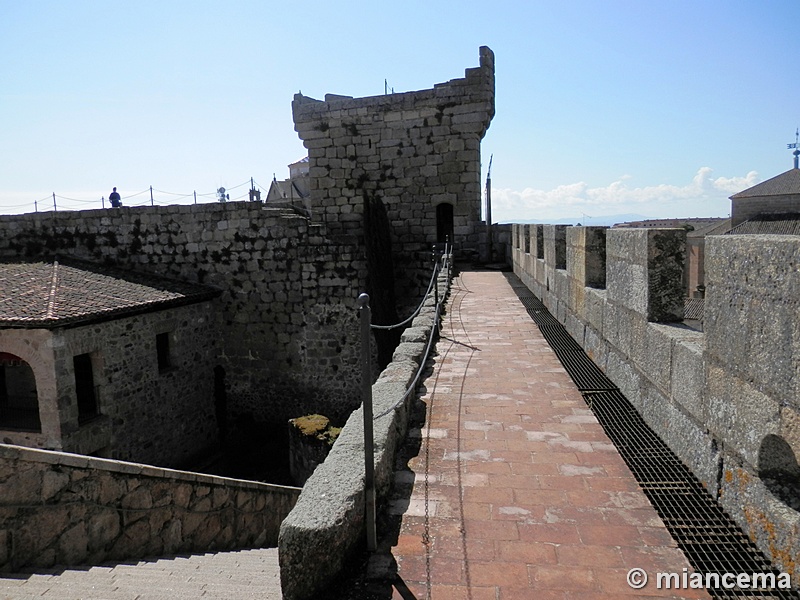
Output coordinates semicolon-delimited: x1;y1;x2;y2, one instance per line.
436;203;454;244
536;227;544;258
74;353;98;424
0;352;41;432
156;332;171;371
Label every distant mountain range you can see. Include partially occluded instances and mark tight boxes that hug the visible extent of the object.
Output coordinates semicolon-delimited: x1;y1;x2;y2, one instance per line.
497;213;650;227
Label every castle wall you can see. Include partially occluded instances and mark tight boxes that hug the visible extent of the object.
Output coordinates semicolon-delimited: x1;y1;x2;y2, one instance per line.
53;301;219;467
279;258;451;600
291;46;494;284
0;49;494;432
512;224;800;583
0;443;300;571
0;203;367;426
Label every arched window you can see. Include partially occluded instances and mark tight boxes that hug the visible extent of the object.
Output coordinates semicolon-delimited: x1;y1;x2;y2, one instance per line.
436;203;454;244
0;352;41;432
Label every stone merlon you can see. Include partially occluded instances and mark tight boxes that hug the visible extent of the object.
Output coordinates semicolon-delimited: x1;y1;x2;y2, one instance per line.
289;47;495;256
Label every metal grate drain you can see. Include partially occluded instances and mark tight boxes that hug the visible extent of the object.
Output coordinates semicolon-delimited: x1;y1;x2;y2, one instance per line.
506;275;799;599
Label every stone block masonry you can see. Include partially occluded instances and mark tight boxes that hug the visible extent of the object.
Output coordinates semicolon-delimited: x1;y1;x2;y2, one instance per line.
0;203;367;427
0;48;495;437
292;46;494;299
512;224;800;586
278;262;452;600
0;301;219;468
0;443;300;571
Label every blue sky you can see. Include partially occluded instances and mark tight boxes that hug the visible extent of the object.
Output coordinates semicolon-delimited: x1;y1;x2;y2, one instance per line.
2;1;799;223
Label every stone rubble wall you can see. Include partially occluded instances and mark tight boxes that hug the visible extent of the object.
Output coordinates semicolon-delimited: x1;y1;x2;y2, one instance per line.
512;224;800;583
0;443;300;572
55;302;220;466
291;46;494;300
0;203;367;426
278;263;451;600
0;302;219;468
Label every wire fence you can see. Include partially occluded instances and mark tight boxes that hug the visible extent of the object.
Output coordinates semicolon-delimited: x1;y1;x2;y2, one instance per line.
9;177;277;214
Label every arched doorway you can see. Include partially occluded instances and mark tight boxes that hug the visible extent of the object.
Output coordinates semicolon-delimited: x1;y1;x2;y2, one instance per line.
0;352;41;431
436;202;454;244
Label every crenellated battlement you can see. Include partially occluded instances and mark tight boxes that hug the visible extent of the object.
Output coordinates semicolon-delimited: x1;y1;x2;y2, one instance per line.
512;223;800;582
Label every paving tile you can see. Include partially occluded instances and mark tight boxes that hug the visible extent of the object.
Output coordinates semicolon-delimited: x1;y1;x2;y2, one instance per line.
382;271;709;600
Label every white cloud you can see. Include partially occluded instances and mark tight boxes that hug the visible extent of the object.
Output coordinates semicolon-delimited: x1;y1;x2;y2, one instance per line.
490;168;760;222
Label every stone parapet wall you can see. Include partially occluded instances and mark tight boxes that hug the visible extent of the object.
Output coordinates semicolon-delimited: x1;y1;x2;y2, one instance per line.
512;224;800;583
0;443;300;572
278;262;452;600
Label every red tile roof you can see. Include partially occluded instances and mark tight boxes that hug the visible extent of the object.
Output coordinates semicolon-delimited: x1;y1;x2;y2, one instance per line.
0;258;219;328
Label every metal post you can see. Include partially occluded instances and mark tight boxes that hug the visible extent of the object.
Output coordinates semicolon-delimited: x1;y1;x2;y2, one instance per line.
194;191;197;204
446;235;451;280
150;186;154;206
432;247;439;307
53;193;57;212
102;196;105;209
486;155;493;263
357;293;377;552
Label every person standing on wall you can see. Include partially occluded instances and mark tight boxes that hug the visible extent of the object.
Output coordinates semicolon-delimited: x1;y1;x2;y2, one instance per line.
109;187;122;208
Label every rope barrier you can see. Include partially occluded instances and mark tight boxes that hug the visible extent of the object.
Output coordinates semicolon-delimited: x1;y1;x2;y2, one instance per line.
371;251;451;421
152;188;193;198
370;263;439;331
373;296;445;421
121;188;151;200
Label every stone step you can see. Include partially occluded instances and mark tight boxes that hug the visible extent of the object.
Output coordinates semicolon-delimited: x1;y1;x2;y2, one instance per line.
0;547;282;600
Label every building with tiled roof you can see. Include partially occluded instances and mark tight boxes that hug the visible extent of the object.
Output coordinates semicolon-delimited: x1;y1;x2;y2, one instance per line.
730;167;800;227
0;258;222;467
0;257;219;328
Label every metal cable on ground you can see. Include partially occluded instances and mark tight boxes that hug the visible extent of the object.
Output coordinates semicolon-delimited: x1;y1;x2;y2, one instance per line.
416;270;469;600
450;271;476;600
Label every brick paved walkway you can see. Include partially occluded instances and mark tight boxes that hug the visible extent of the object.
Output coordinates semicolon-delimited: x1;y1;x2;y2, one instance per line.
373;269;709;599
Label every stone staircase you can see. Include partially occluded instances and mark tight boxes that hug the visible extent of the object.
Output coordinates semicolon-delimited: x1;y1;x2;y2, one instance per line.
0;547;282;599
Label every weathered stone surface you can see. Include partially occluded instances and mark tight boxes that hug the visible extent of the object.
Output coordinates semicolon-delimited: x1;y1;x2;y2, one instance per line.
606;228;686;322
670;334;705;422
512;225;800;581
706;366;781;469
606;228;649;315
0;444;300;572
705;235;800;408
279;261;447;600
292;47;494;267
